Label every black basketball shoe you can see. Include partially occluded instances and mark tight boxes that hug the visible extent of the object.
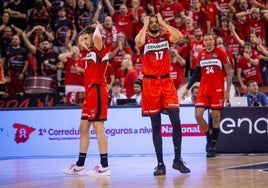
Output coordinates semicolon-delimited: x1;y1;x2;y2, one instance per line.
154;164;166;176
206;140;216;158
172;159;191;173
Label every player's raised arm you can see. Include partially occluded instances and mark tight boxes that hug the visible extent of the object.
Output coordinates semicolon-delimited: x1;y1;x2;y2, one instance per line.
135;16;149;48
93;22;103;51
156;13;183;43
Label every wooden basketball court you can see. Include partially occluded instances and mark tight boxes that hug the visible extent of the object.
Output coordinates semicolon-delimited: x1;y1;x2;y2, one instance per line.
1;153;268;188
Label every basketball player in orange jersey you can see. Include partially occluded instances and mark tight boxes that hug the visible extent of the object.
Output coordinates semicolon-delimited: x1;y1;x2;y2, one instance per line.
182;33;232;158
135;13;190;176
62;23;111;176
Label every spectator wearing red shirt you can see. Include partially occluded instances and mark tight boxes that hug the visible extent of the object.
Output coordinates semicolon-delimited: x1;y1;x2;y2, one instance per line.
179;16;195;78
188;0;210;34
224;21;243;61
215;37;235;77
58;45;85;96
189;26;204;76
237;42;263;90
122;53;139;98
104;0;136;49
108;32;132;75
201;0;220;29
170;45;186;90
236;7;268;44
105;63;116;92
93;4;118;50
159;0;185;26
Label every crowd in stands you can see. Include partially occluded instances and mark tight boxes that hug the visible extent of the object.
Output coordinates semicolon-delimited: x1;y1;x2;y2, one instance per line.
0;0;268;106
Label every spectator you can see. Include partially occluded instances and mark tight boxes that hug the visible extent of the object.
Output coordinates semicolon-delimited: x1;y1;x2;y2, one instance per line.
181;85;199;104
46;0;63;24
109;32;132;75
218;16;229;38
201;0;220;29
104;0;136;49
1;34;29;96
214;0;231;16
74;0;93;33
236;42;263;91
170;45;186;90
127;0;146;24
51;6;77;54
159;0;185;27
25;25;54;76
243;79;268;106
229;0;249;39
93;4;118;50
22;33;63;83
63;0;75;22
215;36;235;77
178;16;194;78
109;79;127;106
58;45;85;104
224;20;243;61
133;11;146;39
105;62;116;93
26;0;51;31
4;0;27;30
172;13;185;32
131;78;142;105
0;12;14;57
188;0;210;34
235;6;267;44
122;53;139;98
132;46;142;78
0;62;11;96
189;26;204;76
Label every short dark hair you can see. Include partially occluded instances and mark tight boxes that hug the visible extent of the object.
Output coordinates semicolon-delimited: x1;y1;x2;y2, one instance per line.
247;80;257;87
191;85;199;93
112;80;122;87
134;78;142;88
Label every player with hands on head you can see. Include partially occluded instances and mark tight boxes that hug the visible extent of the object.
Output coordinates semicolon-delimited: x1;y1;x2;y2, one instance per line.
135;13;191;176
62;22;111;176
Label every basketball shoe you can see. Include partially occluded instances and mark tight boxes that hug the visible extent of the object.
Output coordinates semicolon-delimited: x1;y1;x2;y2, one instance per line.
153;163;166;176
62;164;86;175
87;165;111;176
172;159;191;173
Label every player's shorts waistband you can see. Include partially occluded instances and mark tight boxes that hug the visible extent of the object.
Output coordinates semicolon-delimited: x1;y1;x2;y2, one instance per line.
143;74;170;79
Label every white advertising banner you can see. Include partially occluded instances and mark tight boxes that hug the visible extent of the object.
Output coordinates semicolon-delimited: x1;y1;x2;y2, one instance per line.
0;106;206;157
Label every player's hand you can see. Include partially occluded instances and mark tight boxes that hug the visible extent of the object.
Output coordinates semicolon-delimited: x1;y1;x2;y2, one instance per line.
156;13;165;26
181;89;189;100
143;16;150;28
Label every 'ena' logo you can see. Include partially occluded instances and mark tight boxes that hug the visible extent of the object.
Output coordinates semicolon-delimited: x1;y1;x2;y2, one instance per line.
220;117;268;134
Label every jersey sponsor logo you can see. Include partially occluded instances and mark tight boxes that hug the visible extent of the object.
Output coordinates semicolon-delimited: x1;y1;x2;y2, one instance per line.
144;41;169;53
200;58;222;69
85;52;97;62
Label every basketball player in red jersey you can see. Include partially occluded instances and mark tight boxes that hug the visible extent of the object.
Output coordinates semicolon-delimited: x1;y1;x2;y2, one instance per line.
182;33;232;158
135;13;190;176
63;23;111;176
